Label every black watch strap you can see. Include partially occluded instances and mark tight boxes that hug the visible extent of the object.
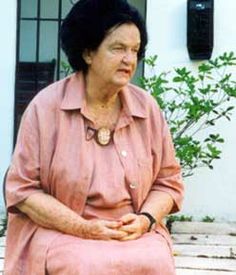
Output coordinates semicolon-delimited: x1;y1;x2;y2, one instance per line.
138;212;156;232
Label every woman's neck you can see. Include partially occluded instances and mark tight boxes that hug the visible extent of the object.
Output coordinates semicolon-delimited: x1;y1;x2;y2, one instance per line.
84;74;122;129
84;73;121;108
86;90;119;110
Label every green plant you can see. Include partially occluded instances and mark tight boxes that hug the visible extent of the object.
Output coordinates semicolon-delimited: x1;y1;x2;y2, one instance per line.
201;215;215;222
166;214;193;232
140;52;236;177
60;60;73;77
167;214;193;223
0;216;7;237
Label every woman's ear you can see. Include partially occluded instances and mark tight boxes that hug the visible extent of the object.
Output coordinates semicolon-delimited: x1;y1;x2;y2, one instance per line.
82;49;92;65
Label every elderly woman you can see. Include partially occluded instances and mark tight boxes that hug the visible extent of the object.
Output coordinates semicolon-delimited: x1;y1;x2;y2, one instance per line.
4;0;184;274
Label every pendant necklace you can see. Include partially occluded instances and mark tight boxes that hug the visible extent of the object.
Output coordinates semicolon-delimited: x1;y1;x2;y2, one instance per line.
86;126;114;146
96;127;113;146
85;96;120;146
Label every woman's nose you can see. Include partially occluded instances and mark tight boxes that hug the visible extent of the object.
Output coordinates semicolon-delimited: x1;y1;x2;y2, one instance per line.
122;50;137;64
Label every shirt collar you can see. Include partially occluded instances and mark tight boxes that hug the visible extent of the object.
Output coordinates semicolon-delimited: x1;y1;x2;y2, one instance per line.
120;84;148;119
60;72;148;119
60;72;85;110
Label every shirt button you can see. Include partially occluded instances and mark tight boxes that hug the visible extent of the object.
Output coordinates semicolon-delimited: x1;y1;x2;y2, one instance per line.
129;182;138;189
121;150;127;157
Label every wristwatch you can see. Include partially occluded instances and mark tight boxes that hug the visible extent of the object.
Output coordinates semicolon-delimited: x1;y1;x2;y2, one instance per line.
138;212;156;232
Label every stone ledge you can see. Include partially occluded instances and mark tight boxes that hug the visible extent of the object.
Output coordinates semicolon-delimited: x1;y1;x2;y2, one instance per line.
171;221;236;235
173;244;236;258
172;234;236;245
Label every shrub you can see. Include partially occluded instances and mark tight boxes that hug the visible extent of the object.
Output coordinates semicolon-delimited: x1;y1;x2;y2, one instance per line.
140;52;236;177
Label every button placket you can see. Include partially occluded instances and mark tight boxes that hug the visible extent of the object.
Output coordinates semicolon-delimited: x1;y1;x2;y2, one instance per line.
113;133;141;211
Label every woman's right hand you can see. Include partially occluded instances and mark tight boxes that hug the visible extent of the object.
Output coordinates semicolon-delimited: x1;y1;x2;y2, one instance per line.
81;219;128;240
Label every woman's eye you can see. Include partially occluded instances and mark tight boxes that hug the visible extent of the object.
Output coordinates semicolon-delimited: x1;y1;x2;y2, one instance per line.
132;48;139;53
113;47;124;51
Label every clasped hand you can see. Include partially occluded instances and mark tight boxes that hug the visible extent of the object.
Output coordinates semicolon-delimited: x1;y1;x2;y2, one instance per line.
84;213;150;241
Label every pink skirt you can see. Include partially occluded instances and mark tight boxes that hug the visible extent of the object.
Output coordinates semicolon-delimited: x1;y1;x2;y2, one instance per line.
46;232;176;275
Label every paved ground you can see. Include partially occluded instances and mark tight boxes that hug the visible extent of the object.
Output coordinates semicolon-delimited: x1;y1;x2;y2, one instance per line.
0;220;236;274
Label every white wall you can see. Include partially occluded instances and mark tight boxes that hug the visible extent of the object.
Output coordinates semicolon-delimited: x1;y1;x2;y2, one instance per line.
0;1;17;213
146;0;236;221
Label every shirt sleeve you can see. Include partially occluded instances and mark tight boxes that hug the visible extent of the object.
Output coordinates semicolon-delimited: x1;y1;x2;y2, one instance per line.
150;104;184;213
6;102;44;214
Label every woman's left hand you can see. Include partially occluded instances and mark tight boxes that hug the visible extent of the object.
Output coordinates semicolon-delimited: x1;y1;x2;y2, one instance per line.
118;213;150;241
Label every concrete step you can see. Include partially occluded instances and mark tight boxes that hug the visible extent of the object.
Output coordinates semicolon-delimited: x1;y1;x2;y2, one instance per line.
172;234;236;246
176;269;236;275
173;244;236;258
175;256;236;272
172;222;236;235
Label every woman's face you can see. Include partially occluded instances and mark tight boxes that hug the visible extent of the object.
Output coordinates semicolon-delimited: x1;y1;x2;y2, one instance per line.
84;23;141;89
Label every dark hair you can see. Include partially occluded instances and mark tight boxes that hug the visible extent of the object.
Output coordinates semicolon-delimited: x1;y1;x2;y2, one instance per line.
60;0;148;72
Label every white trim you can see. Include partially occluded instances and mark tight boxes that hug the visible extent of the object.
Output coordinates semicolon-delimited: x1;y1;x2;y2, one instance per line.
0;1;17;212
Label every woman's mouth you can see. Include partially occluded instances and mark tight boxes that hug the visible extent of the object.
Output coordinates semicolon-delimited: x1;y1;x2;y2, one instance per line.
117;69;131;75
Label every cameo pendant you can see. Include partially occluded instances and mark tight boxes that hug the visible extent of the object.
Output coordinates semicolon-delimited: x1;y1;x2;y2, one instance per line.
95;127;113;146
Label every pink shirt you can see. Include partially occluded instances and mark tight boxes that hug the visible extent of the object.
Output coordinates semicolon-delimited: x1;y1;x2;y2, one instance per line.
5;72;184;274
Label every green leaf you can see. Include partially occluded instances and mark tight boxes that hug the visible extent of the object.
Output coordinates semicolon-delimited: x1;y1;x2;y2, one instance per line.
173;76;183;82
